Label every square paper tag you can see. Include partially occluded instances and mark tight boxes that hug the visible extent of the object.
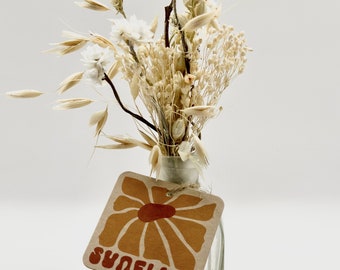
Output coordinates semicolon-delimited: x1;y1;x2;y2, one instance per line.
83;172;224;270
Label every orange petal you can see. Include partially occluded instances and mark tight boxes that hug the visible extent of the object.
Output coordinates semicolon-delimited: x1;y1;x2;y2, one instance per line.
151;186;172;204
157;219;196;270
118;219;146;257
168;194;202;208
99;210;137;247
169;217;206;252
122;177;151;204
175;203;216;221
143;222;170;266
114;195;143;211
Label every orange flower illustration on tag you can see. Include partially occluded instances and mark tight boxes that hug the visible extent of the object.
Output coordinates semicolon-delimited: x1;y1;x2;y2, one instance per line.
99;176;215;269
83;172;224;270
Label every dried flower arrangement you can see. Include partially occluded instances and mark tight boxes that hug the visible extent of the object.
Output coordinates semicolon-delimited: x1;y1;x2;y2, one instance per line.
7;0;251;175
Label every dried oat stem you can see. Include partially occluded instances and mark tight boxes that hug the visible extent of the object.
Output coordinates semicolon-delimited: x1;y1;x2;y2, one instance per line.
103;73;157;132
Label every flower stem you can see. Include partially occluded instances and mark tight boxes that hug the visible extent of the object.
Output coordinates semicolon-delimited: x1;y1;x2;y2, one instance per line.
167;0;191;74
103;73;157;132
164;2;173;48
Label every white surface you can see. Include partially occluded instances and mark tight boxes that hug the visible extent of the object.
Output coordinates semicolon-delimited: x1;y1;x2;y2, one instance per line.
1;0;339;269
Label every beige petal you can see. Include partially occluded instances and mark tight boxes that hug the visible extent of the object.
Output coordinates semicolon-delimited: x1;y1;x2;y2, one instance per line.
182;8;220;32
54;98;94;110
45;40;88;55
181;105;217;117
193;134;209;167
58;72;83;94
89;106;108;136
45;32;89;55
138;130;157;147
107;61;120;80
90;33;115;49
129;71;140;100
95;144;136;150
75;0;110;11
61;31;89;40
178;141;192;161
54;39;86;47
172;118;186;141
6;90;43;98
105;135;152;151
150;16;158;34
89;107;107;126
149;145;161;174
111;0;126;17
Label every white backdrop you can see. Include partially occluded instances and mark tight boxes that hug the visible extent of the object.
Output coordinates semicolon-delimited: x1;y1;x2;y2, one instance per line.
1;0;339;269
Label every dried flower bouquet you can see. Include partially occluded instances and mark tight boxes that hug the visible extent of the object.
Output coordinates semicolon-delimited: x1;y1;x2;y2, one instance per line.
7;0;250;174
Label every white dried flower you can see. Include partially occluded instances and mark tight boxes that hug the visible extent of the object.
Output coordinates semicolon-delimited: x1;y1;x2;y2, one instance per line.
81;44;114;84
111;15;154;44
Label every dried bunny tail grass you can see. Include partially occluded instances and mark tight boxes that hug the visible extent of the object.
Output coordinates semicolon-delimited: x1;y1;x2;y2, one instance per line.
75;0;110;11
54;98;94;110
58;72;84;94
6;90;44;98
104;134;153;151
89;106;108;136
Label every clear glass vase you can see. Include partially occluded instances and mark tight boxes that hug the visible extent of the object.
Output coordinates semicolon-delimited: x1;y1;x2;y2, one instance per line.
158;155;225;270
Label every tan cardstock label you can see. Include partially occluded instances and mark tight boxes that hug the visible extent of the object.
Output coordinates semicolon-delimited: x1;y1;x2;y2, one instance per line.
83;172;224;270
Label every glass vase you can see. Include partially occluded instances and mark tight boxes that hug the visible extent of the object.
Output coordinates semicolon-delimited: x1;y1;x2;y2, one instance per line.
158;155;225;270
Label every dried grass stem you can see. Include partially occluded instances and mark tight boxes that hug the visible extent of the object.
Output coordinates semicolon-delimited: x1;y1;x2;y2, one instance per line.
103;73;157;132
